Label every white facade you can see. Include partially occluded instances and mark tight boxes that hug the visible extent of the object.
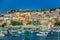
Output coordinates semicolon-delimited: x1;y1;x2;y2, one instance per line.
4;14;11;20
0;17;4;20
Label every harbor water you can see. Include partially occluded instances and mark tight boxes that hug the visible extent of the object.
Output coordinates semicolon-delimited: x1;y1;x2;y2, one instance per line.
0;30;59;40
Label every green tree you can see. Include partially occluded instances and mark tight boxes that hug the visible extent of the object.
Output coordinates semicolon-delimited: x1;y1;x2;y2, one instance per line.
8;10;17;13
28;21;33;25
33;20;40;25
1;23;6;27
28;20;40;25
54;21;60;26
11;21;23;26
59;12;60;14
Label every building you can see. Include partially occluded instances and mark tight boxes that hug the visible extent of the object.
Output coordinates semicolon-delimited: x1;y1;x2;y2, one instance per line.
0;14;4;25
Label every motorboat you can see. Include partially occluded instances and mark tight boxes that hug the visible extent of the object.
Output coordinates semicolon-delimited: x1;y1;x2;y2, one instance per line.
0;33;5;37
30;30;34;33
0;30;7;36
36;31;49;36
17;31;22;34
52;27;60;32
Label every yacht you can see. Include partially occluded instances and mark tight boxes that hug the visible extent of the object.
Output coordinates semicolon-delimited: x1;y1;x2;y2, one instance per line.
0;30;7;36
30;30;34;33
0;33;5;37
52;27;60;32
36;31;49;36
17;31;22;34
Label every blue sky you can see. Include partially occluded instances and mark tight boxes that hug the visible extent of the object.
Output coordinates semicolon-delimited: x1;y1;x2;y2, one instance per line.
0;0;60;13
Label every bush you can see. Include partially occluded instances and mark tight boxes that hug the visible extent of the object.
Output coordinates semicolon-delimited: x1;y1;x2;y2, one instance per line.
54;21;60;26
28;20;40;25
1;23;6;27
11;21;23;26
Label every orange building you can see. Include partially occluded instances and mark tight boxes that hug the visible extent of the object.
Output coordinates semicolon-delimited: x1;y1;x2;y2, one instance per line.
21;18;28;24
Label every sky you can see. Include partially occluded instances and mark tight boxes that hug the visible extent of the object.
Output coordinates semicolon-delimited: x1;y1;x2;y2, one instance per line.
0;0;60;14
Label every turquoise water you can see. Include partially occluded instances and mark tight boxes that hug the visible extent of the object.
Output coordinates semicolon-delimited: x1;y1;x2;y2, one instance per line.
0;31;59;40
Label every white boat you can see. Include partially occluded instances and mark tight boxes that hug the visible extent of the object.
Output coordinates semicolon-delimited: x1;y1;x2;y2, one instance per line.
22;30;25;33
18;31;22;34
52;27;60;32
0;33;5;36
31;31;34;33
0;30;7;34
35;30;39;32
53;29;60;32
36;32;49;36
